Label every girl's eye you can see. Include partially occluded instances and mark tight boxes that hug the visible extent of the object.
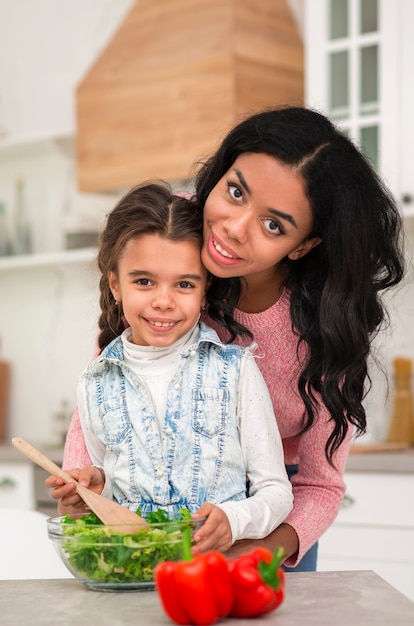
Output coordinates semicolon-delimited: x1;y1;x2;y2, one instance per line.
263;219;283;236
227;183;243;201
136;278;152;286
178;281;194;289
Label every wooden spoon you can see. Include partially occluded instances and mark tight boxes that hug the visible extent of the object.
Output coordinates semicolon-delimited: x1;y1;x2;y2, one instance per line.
12;437;147;531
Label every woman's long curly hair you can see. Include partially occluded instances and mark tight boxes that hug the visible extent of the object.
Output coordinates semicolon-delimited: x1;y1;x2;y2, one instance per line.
97;181;204;351
195;106;405;463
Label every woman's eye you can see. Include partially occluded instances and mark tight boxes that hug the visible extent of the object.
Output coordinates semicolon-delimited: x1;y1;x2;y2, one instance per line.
136;278;151;286
227;183;243;201
178;281;193;289
263;219;283;235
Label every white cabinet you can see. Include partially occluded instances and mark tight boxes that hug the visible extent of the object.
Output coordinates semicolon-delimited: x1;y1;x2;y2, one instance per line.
0;461;35;510
318;472;414;601
305;0;414;217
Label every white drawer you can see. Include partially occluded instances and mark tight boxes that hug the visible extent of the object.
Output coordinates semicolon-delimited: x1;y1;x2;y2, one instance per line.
337;472;414;528
319;525;414;601
0;462;35;509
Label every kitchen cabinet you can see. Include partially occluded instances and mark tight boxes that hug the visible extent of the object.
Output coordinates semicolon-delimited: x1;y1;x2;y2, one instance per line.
0;445;63;513
0;461;35;510
305;0;414;217
318;470;414;601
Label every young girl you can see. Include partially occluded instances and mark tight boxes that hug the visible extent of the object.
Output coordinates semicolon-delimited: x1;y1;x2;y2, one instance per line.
48;181;292;553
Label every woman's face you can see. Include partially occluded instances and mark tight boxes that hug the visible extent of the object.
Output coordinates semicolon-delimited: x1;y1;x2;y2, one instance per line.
202;153;320;281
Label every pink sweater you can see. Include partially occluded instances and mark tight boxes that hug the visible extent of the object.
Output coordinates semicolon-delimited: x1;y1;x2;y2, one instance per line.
63;289;351;566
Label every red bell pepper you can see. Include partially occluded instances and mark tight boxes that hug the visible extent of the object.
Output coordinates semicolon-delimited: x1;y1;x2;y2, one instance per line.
227;546;285;618
155;528;234;625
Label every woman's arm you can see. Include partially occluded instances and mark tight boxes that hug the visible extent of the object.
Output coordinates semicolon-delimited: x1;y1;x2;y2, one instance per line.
62;404;92;469
224;522;299;561
47;381;112;514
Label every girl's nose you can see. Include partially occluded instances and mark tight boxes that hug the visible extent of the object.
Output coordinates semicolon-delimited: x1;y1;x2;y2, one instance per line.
152;289;174;310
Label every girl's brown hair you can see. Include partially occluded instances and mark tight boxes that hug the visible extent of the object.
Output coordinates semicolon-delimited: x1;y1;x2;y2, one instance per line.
97;181;202;351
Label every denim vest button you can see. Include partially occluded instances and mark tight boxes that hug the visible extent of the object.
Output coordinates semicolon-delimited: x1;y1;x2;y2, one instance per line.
156;468;163;477
189;350;197;357
173;383;181;391
165;427;173;436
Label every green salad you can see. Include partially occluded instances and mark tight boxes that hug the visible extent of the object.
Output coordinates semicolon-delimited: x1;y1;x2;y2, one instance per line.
60;508;193;584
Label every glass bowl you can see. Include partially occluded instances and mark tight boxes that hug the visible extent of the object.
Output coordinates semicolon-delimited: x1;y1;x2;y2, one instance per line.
47;512;205;592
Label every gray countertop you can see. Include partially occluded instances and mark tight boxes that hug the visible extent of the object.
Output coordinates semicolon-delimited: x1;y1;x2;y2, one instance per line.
346;447;414;473
0;571;413;625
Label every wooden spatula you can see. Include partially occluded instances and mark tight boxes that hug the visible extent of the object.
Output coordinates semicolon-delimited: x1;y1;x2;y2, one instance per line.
12;437;147;530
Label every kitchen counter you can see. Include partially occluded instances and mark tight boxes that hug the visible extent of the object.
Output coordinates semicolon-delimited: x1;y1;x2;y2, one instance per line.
0;442;63;464
347;446;414;473
0;571;413;625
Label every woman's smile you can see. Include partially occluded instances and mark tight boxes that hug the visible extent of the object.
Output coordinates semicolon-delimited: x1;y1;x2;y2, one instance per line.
208;232;243;264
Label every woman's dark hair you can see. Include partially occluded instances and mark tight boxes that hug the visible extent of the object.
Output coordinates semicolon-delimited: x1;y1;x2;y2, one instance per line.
195;106;405;463
97;181;205;350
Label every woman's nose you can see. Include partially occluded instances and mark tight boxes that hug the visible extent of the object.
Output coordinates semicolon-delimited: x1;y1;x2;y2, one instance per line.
223;212;250;243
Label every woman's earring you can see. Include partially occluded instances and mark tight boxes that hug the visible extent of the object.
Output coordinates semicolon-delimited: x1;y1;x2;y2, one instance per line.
201;304;206;311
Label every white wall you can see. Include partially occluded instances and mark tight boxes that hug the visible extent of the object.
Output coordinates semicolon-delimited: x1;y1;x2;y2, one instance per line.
362;219;414;442
0;262;100;445
0;0;412;447
0;0;133;137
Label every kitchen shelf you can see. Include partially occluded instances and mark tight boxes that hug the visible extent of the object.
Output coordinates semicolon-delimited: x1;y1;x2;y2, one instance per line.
0;130;74;156
403;207;414;219
0;247;97;272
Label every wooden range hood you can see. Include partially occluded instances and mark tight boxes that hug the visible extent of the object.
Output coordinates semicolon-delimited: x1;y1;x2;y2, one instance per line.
76;0;304;192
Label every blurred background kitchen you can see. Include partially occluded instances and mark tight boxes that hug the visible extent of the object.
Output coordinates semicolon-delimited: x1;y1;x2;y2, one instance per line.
0;0;414;598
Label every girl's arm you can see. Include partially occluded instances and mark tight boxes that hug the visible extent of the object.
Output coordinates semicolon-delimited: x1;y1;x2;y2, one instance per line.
216;353;293;543
224;402;353;565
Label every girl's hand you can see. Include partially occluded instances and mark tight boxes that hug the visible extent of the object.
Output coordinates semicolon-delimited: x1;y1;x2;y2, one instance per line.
45;466;105;516
191;502;232;553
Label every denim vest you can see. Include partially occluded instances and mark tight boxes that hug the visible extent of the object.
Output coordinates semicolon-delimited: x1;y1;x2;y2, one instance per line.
81;323;248;518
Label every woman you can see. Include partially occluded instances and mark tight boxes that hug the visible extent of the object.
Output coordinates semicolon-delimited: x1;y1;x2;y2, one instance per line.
49;106;405;571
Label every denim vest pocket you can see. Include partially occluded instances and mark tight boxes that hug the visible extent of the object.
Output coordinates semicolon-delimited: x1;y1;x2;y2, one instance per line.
99;396;132;445
192;387;229;438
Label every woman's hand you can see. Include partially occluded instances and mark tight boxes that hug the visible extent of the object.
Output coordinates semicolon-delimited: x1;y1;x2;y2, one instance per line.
45;466;105;516
191;502;233;553
223;523;299;562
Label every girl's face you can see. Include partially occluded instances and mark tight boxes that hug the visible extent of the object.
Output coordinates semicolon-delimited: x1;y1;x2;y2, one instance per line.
109;234;207;347
202;153;321;282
